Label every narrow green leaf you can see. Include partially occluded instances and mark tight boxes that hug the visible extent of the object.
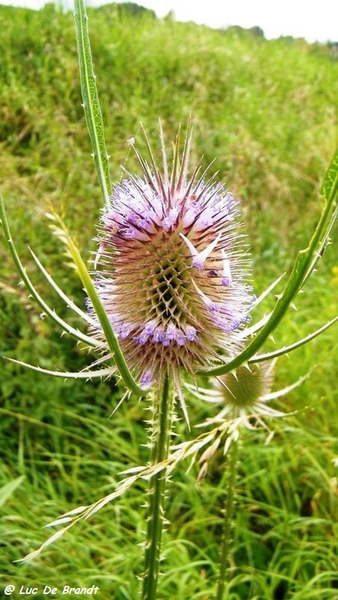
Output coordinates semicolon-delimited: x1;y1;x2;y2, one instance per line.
321;146;338;202
0;476;24;508
251;316;338;363
6;358;116;380
29;248;96;326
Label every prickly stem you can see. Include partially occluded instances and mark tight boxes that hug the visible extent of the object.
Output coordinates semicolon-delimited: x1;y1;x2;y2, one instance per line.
216;437;239;600
142;372;174;600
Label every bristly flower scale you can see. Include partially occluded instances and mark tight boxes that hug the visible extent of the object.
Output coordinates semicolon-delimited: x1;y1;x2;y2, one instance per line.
89;123;254;400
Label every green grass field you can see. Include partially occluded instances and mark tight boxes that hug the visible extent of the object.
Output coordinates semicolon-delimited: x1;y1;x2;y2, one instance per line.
0;3;337;598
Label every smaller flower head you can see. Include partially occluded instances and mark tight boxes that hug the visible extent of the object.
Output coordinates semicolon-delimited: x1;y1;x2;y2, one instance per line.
190;361;284;430
217;362;275;412
186;359;312;479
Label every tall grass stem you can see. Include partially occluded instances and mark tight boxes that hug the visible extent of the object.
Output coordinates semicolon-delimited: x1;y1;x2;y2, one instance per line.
216;438;239;600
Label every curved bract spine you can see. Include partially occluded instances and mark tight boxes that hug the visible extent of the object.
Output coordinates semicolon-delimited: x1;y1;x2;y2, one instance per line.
0;196;98;349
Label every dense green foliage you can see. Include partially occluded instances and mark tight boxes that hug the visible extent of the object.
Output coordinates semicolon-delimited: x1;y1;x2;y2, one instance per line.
0;3;337;598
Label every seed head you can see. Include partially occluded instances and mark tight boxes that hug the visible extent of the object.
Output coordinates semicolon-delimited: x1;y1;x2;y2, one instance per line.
190;360;285;432
90;124;254;394
217;362;275;411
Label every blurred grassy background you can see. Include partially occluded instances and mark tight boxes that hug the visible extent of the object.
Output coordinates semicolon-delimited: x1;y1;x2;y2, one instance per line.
0;3;337;598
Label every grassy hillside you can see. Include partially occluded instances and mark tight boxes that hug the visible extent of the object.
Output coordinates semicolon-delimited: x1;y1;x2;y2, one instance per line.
0;3;337;598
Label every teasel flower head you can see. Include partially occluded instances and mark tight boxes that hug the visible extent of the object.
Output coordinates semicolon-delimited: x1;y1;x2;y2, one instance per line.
218;362;274;408
189;360;288;434
89;123;254;407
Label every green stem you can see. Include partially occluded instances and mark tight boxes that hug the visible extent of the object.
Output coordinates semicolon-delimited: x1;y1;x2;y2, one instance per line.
142;372;173;600
74;0;111;208
216;437;239;600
